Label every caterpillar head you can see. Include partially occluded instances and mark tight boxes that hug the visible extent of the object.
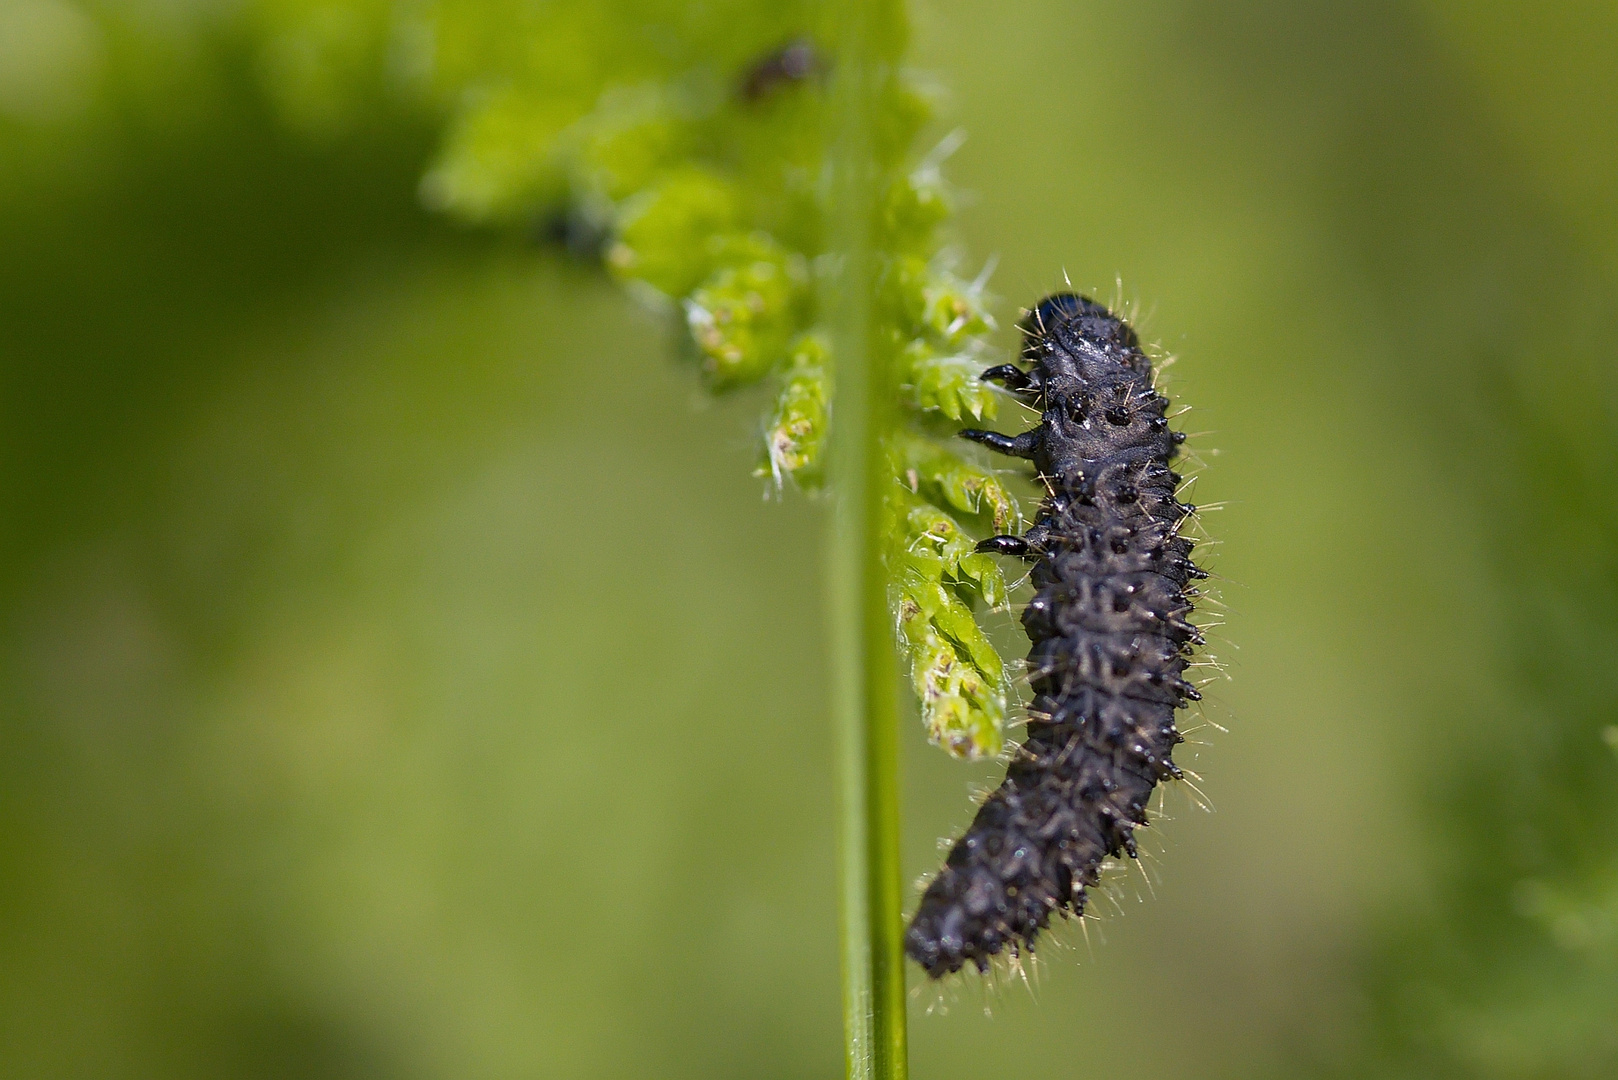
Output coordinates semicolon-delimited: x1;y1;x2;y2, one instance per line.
1019;293;1141;361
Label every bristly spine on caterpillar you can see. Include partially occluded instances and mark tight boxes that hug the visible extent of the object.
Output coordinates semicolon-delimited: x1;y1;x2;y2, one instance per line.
905;293;1209;979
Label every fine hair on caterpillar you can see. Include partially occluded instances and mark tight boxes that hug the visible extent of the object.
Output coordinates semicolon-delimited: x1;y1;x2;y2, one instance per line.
912;763;1199;998
910;857;1163;1016
906;292;1211;979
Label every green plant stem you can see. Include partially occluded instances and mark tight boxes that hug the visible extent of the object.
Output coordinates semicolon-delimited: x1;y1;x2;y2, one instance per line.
827;2;907;1078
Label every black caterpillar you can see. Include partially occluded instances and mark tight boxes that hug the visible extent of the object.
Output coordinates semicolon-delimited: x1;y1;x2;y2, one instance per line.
906;293;1207;979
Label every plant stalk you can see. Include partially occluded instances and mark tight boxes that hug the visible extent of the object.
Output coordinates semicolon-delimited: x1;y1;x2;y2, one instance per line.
827;2;907;1078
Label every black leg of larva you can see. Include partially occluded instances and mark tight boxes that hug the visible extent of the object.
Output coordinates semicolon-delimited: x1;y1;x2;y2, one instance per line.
958;428;1038;458
980;364;1035;392
974;535;1032;558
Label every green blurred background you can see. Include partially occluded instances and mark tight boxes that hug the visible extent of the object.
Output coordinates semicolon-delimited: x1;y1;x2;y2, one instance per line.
3;1;1616;1077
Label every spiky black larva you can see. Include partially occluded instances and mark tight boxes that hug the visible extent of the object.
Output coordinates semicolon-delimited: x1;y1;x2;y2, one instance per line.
905;293;1209;979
